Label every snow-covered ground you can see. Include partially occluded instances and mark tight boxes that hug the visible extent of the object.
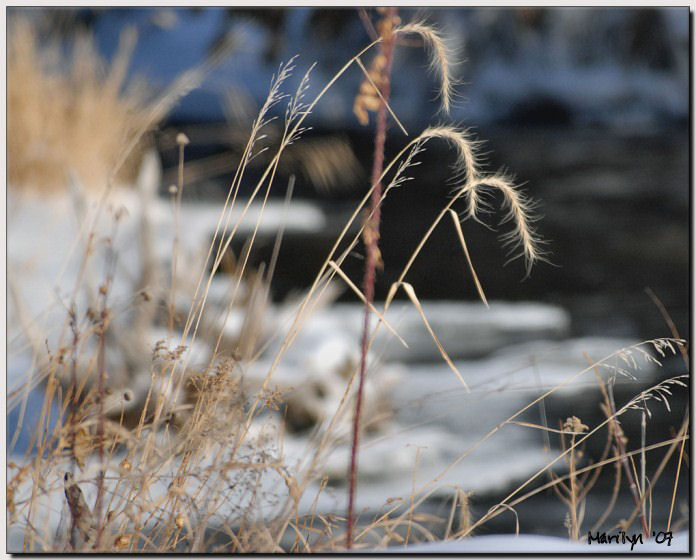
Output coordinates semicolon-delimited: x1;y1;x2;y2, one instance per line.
381;531;689;553
7;171;683;552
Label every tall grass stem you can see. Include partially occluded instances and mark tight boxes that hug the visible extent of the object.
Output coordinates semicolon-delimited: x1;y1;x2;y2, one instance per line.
347;7;398;550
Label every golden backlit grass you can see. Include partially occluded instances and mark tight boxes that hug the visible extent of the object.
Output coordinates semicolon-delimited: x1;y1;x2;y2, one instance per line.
8;19;151;192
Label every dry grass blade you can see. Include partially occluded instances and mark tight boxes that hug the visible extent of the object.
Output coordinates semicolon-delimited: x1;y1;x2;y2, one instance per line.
488;436;688;535
482;504;519;538
448;209;488;307
178;57;299;351
644;287;689;369
443;488;459;541
8;20;147;192
355;57;408;136
182;39;385;357
509;421;588;435
236;43;391;410
399;282;470;392
667;414;689;532
327;261;408;348
142;57;310;447
370;339;684;536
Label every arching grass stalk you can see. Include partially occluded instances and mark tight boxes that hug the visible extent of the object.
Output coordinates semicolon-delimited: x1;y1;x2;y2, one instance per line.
347;7;399;550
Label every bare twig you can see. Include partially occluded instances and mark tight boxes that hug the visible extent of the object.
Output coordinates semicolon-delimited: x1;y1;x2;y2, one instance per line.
64;472;96;549
667;411;689;531
605;376;650;537
93;222;118;549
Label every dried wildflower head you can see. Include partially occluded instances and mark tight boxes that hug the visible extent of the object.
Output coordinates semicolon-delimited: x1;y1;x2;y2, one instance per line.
353;53;388;126
563;416;589;434
353;8;399;127
114;535;132;549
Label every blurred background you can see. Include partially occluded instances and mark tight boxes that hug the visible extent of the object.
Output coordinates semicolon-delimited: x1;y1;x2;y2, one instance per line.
7;6;689;541
12;5;687;340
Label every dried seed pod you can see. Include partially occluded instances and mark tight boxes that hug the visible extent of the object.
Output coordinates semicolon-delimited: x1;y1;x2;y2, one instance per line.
114;534;132;549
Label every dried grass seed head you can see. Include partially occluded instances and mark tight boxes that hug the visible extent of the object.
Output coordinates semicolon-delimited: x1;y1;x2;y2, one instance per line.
419;126;483;183
395;20;456;114
413;126;547;276
466;172;548;277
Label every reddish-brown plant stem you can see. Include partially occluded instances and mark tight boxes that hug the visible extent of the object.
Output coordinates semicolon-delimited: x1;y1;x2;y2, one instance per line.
346;8;398;550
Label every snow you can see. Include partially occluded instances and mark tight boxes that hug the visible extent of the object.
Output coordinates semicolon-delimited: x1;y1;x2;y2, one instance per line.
381;531;689;553
260;300;571;365
7;181;324;383
290;426;549;514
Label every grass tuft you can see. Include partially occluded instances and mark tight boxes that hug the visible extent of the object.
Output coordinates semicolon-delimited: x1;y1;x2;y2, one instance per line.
8;19;149;192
